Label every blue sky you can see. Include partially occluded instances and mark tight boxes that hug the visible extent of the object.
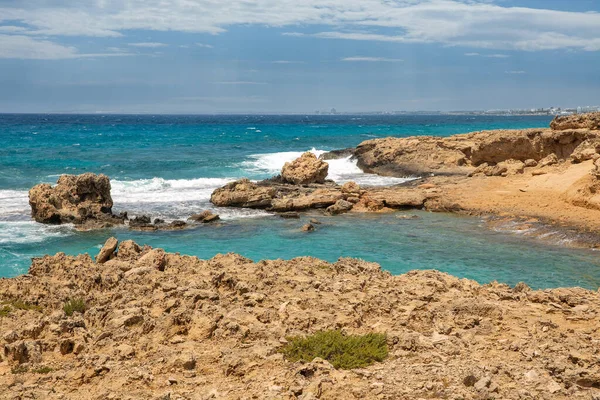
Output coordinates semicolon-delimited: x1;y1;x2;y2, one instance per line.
0;0;599;113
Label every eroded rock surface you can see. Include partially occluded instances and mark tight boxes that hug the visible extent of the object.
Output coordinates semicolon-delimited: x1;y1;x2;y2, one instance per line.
28;173;124;227
353;127;600;177
1;240;599;399
281;152;329;185
551;112;600;131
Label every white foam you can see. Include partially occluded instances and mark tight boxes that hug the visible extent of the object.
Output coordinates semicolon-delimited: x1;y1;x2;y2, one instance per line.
111;177;233;204
0;221;71;245
0;190;30;217
110;177;271;220
242;149;413;186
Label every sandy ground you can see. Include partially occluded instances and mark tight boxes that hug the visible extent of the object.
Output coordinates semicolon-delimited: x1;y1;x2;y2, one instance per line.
430;160;600;240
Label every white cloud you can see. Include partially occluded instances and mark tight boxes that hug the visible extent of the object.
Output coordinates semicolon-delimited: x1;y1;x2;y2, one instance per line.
196;43;214;48
272;60;304;64
1;1;600;52
128;42;167;48
505;70;526;74
464;52;480;56
0;34;133;59
342;56;403;62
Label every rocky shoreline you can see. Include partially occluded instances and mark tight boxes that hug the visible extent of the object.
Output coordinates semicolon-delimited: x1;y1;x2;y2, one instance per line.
207;112;600;247
1;239;600;399
24;112;600;247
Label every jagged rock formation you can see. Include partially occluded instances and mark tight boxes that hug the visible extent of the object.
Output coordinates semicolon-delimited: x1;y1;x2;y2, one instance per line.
1;240;599;399
281;152;329;185
551;112;600;131
28;173;124;228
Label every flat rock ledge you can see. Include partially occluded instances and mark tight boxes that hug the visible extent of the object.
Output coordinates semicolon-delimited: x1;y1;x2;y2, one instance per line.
0;239;599;399
210;178;435;214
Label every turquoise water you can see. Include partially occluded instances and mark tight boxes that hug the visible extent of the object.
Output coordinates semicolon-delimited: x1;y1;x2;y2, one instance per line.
3;113;599;289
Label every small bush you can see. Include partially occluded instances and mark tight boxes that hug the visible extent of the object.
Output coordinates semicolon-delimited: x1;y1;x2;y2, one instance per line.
0;299;41;317
63;298;86;316
32;366;54;374
8;299;42;312
11;365;28;374
280;330;388;370
0;305;11;318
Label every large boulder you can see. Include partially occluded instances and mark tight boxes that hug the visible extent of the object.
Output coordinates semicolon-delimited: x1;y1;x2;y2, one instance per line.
551;112;600;131
210;179;276;208
281;152;329;185
28;173;122;225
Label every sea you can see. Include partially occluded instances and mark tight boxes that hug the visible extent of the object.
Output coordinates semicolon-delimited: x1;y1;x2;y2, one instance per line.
1;113;599;289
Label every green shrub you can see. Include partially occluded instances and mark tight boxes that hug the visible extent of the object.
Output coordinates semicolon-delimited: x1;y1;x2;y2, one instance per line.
63;298;86;316
11;365;28;374
8;299;42;312
0;305;11;318
280;330;388;370
32;366;54;374
0;299;41;317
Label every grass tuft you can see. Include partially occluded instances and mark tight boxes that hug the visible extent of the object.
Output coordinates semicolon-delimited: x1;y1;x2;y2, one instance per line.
32;366;54;374
63;298;86;316
280;330;388;370
0;299;42;317
11;365;28;374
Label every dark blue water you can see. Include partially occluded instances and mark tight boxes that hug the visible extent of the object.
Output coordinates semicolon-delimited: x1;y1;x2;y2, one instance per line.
3;113;599;290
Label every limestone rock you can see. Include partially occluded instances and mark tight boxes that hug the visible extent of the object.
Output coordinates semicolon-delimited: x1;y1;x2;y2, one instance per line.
210;179;276;208
301;223;315;232
538;153;559;168
281;152;329;185
570;139;600;163
1;243;600;398
28;173;121;226
326;199;353;215
189;210;220;223
117;240;142;261
96;237;118;264
551;112;600;131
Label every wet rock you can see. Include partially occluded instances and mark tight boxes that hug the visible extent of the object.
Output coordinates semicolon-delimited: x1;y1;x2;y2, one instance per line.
281;152;329;185
96;237;118;264
168;220;187;229
129;215;152;227
301;223;315;232
28;173;122;226
189;211;220;223
278;212;300;219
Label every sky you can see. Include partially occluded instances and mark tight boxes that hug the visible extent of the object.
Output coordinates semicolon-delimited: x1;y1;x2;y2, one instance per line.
0;0;599;113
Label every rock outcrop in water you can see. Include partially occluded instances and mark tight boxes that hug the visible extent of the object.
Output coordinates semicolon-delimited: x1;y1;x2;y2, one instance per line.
281;152;329;185
1;239;599;399
28;173;125;228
